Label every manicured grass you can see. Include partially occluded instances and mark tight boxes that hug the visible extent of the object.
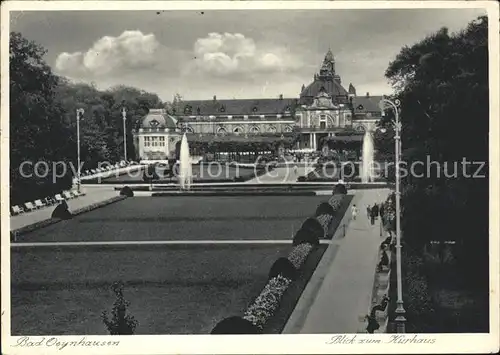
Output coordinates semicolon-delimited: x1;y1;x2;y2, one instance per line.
18;196;325;243
11;244;291;335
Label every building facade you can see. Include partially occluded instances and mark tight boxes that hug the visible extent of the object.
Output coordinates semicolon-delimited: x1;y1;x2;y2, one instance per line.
133;50;384;160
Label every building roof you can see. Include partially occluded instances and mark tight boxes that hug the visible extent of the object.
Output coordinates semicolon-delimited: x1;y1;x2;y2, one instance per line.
178;98;297;116
141;109;178;129
352;95;385;113
300;78;349;105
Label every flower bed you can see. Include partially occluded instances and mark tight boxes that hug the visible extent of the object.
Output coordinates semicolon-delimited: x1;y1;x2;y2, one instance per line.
243;275;292;329
287;243;313;269
242;240;317;330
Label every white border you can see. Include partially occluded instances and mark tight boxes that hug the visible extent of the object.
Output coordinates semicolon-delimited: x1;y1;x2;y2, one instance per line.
1;1;499;354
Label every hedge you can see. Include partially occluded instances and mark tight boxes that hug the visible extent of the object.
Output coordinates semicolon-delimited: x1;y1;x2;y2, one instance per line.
301;217;324;239
211;316;261;334
268;258;298;281
292;227;319;246
120;186;134;197
315;202;335;217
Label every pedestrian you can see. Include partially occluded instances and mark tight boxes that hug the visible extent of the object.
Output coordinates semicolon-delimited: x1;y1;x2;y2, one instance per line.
293;165;298;175
366;205;372;219
372;203;379;221
351;204;358;220
379;203;385;219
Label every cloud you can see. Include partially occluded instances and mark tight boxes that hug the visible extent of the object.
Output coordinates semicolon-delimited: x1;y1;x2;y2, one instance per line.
55;30;160;77
188;32;302;77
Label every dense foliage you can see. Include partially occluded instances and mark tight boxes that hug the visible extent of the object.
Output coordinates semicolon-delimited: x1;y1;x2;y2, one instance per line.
385;16;489;331
9;32;163;205
101;282;139;335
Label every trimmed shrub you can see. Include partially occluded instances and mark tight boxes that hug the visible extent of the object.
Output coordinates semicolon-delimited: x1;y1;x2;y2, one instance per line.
51;202;72;220
315;202;335;217
333;183;347;195
211;316;261;334
269;257;298;281
101;282;139;335
292;227;319;246
301;217;324;239
287;243;313;269
120;186;134;197
243;275;292;329
297;176;306;182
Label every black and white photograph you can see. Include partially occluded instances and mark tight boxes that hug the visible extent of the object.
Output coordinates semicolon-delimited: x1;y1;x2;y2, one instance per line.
1;1;499;354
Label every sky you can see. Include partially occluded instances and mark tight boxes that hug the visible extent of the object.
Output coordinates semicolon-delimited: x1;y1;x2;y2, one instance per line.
10;8;486;102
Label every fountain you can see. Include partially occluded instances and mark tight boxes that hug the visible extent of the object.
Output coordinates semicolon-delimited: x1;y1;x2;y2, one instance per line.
178;133;193;190
361;131;375;183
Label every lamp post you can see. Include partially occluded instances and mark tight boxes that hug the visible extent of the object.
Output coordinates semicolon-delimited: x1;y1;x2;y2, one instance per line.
122;107;128;162
379;97;406;333
76;108;85;192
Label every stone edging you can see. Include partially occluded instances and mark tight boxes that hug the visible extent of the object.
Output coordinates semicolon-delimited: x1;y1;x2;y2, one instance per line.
12;196;127;237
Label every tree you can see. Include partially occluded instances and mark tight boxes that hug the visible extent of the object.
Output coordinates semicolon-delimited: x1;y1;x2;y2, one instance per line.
9;32;73;205
385;15;489;322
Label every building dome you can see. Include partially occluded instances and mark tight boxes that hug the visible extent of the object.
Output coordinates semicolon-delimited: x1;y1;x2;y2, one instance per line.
141;109;178;129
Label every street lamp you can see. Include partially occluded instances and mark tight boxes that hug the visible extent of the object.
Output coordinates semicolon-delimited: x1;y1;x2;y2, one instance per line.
76;108;85;192
122;107;128;162
379;97;406;333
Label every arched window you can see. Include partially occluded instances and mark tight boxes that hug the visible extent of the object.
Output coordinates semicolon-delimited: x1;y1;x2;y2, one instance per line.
319;115;327;130
217;127;227;135
284;125;293;133
267;125;277;133
355;125;366;133
233;126;243;135
250;126;260;134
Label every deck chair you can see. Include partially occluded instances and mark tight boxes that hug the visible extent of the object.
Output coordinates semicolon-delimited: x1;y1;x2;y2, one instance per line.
44;197;56;206
63;191;74;199
34;199;46;209
11;205;25;215
24;202;36;211
55;194;65;202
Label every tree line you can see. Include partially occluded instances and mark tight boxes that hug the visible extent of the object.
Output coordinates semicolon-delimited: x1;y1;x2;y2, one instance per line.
382;16;489;332
9;32;165;205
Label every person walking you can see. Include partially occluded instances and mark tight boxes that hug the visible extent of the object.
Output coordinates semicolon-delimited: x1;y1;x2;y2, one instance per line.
372;203;379;221
366;205;372;219
370;206;376;225
293;164;298;175
351;204;358;220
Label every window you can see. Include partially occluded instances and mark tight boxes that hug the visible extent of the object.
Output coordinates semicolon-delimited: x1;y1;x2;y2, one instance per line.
250;126;260;134
320;122;326;129
233;127;243;135
145;136;166;147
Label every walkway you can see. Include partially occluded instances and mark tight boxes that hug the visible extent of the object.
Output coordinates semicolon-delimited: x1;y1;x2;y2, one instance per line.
10;185;119;231
283;188;390;333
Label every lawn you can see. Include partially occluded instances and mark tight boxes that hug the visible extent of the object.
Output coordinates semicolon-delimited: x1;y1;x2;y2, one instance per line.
11;244;292;335
18;196;325;243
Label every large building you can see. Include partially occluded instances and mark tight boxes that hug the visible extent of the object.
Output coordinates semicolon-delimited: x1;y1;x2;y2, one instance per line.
133;50;384;160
